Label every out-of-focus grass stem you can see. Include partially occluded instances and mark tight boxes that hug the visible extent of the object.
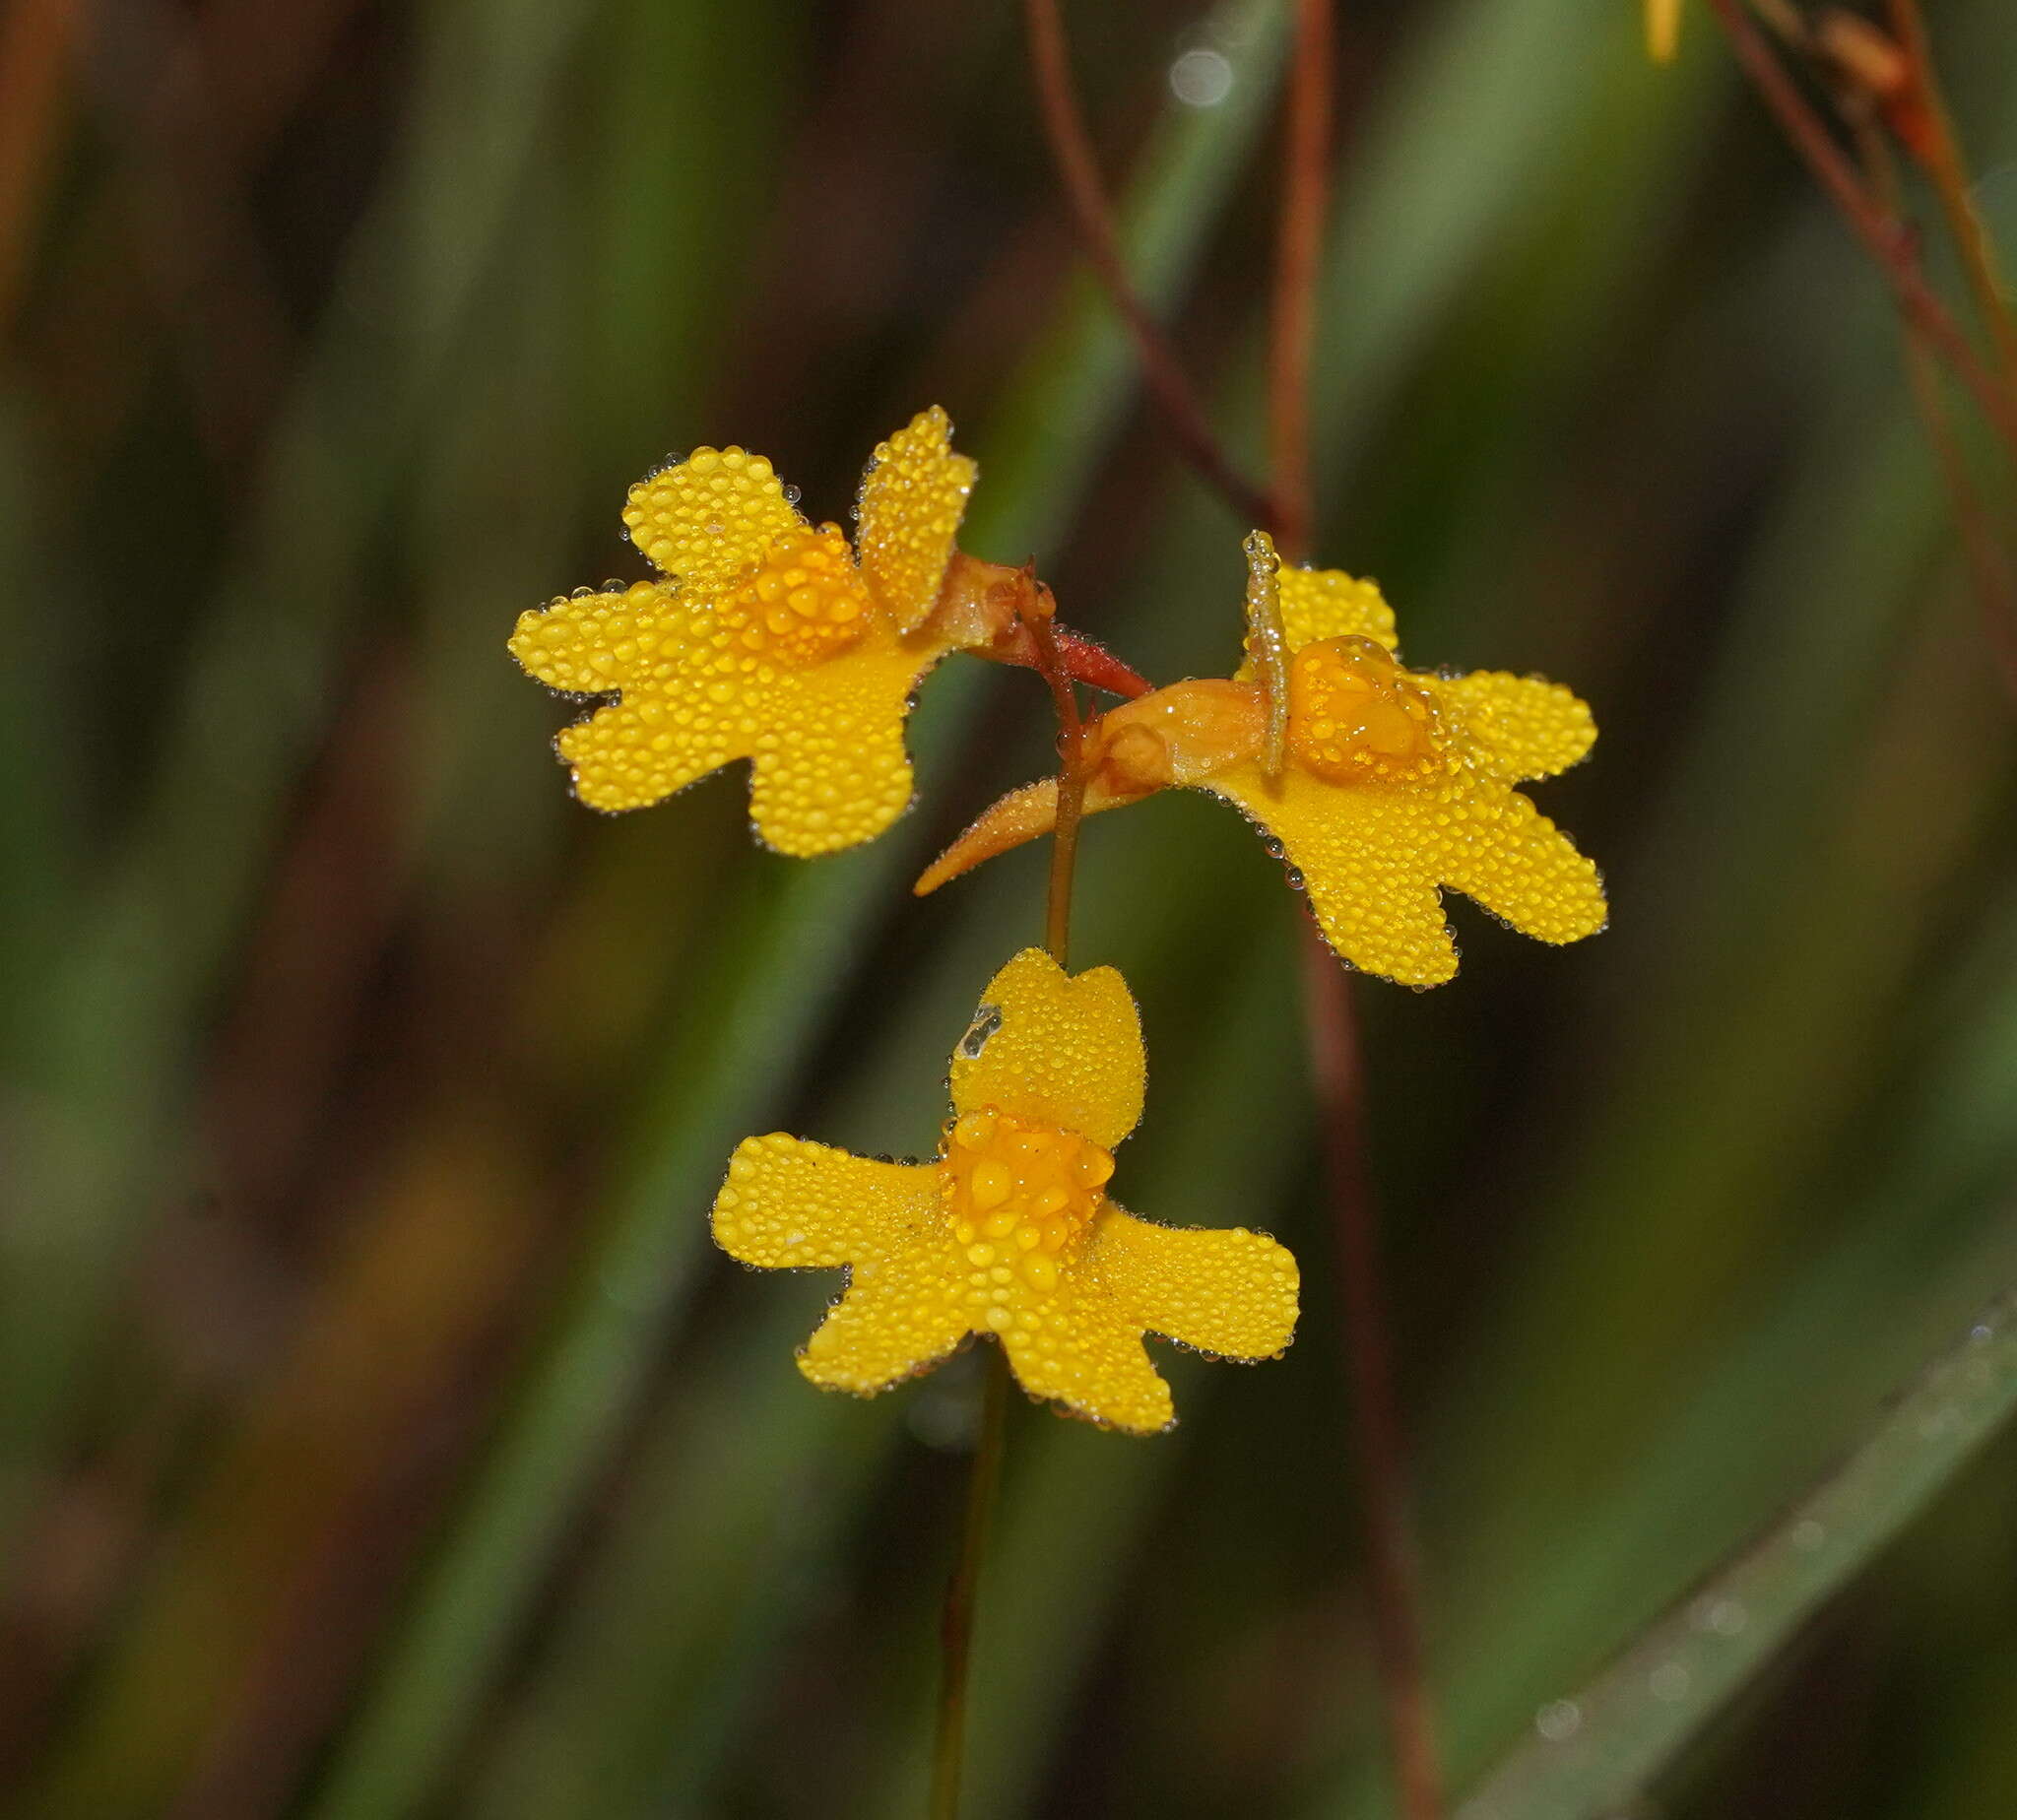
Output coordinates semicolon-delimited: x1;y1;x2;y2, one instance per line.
1706;0;2017;461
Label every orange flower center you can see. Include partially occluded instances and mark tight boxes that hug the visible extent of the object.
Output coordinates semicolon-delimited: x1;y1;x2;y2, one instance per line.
1286;634;1443;785
721;525;874;668
939;1106;1113;1319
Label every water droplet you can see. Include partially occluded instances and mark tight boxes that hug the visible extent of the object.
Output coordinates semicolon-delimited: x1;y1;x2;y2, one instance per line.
1649;1661;1689;1701
958;1003;1004;1059
1168;45;1234;107
784;484;803;505
1535;1700;1582;1741
1689;1595;1746;1636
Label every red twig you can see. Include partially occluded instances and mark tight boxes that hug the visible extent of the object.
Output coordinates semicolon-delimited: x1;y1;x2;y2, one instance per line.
1269;0;1334;564
1300;940;1445;1820
1022;0;1276;531
1269;6;1445;1816
1705;0;2017;464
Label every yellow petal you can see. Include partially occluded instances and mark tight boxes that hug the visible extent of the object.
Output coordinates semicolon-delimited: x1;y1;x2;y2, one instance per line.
798;1234;974;1396
1088;1207;1298;1362
1439;671;1596;783
621;446;805;595
712;1134;939;1269
508;582;671;694
745;637;944;855
556;698;745;814
1210;765;1461;987
949;949;1145;1150
1277;564;1399;657
1428;786;1607;947
996;1264;1173;1434
855;406;976;633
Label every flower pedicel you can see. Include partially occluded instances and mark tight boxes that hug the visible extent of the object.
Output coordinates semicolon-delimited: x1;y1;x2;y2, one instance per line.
711;948;1299;1433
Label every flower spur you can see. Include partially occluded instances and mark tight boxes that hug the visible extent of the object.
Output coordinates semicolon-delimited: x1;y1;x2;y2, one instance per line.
710;949;1299;1434
510;407;994;856
916;533;1607;988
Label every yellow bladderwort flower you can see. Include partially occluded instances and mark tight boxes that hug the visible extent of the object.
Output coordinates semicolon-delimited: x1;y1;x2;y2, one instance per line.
509;407;989;856
1647;0;1681;62
711;949;1299;1434
917;534;1606;989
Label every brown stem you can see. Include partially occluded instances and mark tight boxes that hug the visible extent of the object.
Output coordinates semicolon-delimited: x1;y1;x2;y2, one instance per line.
1299;937;1444;1820
929;1352;1010;1820
1022;0;1277;532
1851;117;2017;703
1705;0;2017;464
1025;601;1088;969
1884;0;2017;392
1269;0;1334;564
1269;7;1444;1816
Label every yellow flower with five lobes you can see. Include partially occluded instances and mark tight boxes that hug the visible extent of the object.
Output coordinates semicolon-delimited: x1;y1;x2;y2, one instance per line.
711;949;1299;1434
510;407;1011;857
917;535;1606;989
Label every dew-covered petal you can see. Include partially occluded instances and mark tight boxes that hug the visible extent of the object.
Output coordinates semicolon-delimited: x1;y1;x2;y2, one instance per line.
621;445;805;595
508;581;674;694
555;696;750;814
856;406;976;633
1439;671;1596;783
1276;564;1399;656
746;639;942;855
1088;1206;1298;1362
997;1265;1173;1435
1209;765;1461;988
712;1135;939;1269
948;948;1145;1150
1426;785;1608;947
798;1235;974;1396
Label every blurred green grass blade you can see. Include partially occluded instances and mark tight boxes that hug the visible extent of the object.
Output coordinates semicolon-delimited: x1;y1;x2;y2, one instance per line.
304;13;1292;1814
0;0;609;1539
1453;1287;2017;1820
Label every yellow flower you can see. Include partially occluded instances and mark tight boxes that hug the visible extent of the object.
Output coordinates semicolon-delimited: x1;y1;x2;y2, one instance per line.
917;541;1606;989
509;407;981;856
711;949;1299;1434
1647;0;1681;62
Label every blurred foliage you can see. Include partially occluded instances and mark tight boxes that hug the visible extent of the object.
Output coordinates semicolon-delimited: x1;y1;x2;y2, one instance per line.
2;1;2016;1818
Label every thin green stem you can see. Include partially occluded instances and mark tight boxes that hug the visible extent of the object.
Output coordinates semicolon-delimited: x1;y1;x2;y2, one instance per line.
929;1354;1012;1820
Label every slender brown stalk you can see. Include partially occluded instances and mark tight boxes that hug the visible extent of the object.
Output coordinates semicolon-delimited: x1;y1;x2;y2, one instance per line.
1299;941;1445;1820
1883;0;2017;391
0;0;81;330
1705;0;2017;463
929;1356;1010;1820
1026;601;1089;970
1269;0;1334;563
1269;7;1445;1817
1851;118;2017;703
1022;0;1277;532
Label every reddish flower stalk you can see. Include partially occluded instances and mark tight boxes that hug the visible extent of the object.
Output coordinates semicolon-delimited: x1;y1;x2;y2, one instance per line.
1022;0;1278;533
1270;6;1446;1817
1705;0;2017;464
